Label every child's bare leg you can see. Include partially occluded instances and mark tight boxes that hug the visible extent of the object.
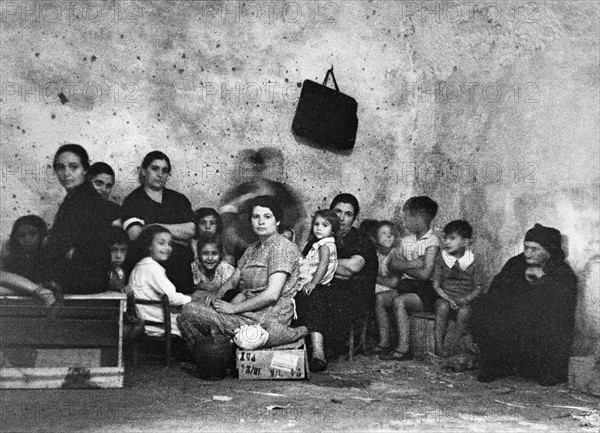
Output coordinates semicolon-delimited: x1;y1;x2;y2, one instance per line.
392;293;423;354
375;291;396;349
456;305;475;352
434;298;450;357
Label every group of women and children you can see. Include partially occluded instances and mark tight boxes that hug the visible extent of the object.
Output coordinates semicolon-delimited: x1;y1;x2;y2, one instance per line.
0;144;578;387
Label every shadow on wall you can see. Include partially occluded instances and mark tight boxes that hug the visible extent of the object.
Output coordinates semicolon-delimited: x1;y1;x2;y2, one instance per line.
219;148;306;260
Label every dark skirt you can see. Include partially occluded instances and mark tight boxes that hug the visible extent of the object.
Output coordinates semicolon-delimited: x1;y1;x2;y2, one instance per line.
295;276;375;345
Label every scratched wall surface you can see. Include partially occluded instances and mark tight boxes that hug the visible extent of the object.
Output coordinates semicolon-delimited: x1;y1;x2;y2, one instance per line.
0;1;598;350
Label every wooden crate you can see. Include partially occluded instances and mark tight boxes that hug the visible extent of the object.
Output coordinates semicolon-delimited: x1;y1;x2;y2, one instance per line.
237;339;309;380
0;293;126;389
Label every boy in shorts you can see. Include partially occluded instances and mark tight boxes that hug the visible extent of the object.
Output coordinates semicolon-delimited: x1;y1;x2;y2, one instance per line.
433;220;484;357
376;196;440;360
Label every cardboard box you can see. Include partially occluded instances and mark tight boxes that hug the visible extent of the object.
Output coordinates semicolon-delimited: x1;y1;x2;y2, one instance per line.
237;343;309;380
0;293;126;389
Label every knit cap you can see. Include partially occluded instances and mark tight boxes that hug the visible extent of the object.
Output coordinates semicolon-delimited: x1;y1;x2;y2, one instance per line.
524;223;565;260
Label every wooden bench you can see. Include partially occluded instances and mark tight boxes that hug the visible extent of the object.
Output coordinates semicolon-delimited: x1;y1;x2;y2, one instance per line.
0;292;126;389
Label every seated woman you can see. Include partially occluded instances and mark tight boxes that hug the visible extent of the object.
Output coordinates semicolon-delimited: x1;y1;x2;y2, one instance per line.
122;151;195;294
178;195;308;351
46;144;117;294
473;224;577;386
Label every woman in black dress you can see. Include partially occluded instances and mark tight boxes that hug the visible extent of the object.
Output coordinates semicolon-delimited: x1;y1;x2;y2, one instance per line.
473;224;578;386
122;151;195;294
46;144;115;294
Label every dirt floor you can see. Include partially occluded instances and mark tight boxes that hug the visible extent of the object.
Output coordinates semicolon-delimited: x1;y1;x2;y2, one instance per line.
2;352;599;433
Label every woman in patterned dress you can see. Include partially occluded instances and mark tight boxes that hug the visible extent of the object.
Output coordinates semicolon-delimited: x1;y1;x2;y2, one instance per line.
177;195;308;350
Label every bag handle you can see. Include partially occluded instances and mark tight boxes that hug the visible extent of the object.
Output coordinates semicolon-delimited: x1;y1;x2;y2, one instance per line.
322;66;340;92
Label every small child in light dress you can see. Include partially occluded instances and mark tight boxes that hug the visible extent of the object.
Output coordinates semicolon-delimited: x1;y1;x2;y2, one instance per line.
297;209;340;295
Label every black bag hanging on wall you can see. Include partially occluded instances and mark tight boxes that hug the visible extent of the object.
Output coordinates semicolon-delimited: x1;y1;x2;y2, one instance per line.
292;67;358;150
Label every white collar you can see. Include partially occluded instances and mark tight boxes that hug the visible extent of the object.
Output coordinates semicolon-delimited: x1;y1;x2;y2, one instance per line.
442;250;474;271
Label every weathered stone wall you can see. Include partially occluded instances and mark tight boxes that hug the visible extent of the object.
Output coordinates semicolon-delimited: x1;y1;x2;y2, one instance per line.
1;1;598;351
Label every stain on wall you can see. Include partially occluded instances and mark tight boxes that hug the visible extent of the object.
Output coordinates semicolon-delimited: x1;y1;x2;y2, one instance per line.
1;1;598;350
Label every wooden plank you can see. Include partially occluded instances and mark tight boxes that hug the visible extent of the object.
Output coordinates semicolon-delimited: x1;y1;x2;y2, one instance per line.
0;305;122;320
1;318;119;346
1;348;118;368
34;349;102;368
0;366;124;389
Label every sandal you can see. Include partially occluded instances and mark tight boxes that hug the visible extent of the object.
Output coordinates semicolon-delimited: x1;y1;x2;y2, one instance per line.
379;350;413;361
309;357;328;372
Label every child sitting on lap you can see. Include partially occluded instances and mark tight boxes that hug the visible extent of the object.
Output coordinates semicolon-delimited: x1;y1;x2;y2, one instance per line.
376;196;441;361
433;220;484;357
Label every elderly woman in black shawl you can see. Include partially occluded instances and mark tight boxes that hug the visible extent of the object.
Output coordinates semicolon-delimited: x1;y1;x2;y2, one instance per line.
473;224;577;386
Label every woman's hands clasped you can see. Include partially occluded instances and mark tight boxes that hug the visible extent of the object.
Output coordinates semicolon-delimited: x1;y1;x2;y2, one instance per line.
213;298;236;314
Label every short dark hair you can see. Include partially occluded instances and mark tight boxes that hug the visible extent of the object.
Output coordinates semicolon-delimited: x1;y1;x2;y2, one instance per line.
53;144;90;171
248;195;283;222
330;193;360;216
194;207;223;235
197;233;223;255
443;220;473;239
141;151;171;172
138;225;171;255
107;226;128;246
87;162;115;180
403;196;438;222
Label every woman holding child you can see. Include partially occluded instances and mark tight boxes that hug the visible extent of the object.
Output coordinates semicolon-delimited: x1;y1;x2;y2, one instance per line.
296;193;378;372
473;224;577;386
177;196;308;352
122;151;195;294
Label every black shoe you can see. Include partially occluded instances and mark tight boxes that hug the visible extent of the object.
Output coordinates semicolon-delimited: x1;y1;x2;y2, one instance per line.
309;358;328;372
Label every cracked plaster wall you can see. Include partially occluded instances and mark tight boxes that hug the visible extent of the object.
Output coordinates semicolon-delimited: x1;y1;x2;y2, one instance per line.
0;1;598;352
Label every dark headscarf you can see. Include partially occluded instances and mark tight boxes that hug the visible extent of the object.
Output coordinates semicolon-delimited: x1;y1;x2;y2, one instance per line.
525;223;565;261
